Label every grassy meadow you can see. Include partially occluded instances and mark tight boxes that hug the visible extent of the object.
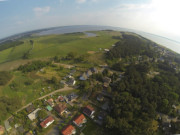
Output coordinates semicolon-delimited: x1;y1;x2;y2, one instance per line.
0;30;121;123
0;31;120;70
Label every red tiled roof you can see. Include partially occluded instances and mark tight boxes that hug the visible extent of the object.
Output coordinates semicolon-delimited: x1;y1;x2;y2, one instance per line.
61;125;75;135
40;116;54;128
73;114;86;125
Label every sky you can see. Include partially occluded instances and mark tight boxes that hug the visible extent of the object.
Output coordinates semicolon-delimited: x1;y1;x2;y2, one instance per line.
0;0;180;42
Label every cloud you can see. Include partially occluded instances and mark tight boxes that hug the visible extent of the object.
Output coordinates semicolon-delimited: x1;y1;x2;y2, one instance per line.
75;0;100;4
33;6;51;16
0;0;7;2
76;0;86;3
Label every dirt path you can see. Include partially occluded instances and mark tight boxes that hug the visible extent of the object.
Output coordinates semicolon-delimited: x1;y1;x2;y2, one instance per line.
14;86;73;114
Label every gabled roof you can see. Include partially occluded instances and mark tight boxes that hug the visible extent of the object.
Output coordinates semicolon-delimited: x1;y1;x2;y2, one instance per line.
90;67;98;73
46;105;53;111
61;125;75;135
54;103;66;114
73;114;86;126
80;73;88;80
103;77;111;83
86;70;92;77
26;105;35;113
40;116;54;128
28;108;41;121
83;105;94;116
47;98;54;105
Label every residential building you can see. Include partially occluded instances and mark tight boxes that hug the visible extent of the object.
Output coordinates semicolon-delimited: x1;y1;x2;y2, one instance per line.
103;77;111;84
97;94;104;102
4;120;11;132
67;93;78;102
28;108;41;121
73;114;86;127
86;70;92;77
47;98;54;107
40;116;54;128
61;125;76;135
54;103;66;115
58;95;64;102
83;105;95;118
79;73;88;81
90;67;98;73
46;105;53;111
26;104;35;113
67;78;76;86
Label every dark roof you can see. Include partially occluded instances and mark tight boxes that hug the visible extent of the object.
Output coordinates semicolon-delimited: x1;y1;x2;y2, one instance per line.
103;77;111;83
83;105;94;116
54;103;66;114
67;93;78;101
90;67;98;73
26;105;35;113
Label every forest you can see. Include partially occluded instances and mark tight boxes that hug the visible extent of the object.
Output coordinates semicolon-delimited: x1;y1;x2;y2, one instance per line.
104;33;180;135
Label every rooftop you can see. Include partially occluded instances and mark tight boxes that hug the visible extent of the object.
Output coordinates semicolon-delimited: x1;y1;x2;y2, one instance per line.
61;125;75;135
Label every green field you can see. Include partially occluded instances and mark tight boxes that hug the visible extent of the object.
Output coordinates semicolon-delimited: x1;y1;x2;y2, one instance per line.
0;30;121;123
0;31;120;70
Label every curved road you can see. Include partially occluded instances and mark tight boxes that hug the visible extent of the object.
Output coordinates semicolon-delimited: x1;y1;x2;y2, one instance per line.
15;85;73;113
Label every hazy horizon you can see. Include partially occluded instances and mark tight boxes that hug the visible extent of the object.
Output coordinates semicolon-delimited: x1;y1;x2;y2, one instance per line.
0;0;180;42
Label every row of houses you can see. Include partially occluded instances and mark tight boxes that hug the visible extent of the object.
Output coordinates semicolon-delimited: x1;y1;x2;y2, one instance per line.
79;67;98;81
61;105;95;135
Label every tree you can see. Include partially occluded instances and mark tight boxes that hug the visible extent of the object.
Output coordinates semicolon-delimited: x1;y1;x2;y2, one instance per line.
38;110;47;121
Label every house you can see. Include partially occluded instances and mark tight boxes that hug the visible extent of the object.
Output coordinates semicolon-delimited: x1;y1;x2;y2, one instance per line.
58;96;65;102
47;98;54;107
97;94;104;102
67;93;78;102
4;120;11;132
83;105;95;118
54;103;67;115
46;105;53;111
98;111;107;120
61;125;76;135
90;67;98;73
103;77;111;84
70;69;76;75
28;108;41;121
40;116;54;128
67;78;76;86
104;49;109;52
73;114;87;127
79;73;88;81
101;101;109;111
26;104;35;113
0;125;5;135
86;70;92;77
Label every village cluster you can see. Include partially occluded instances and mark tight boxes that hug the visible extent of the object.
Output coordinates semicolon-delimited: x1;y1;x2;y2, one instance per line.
3;65;115;135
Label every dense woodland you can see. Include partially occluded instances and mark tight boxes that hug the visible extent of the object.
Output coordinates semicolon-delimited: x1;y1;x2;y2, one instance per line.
104;33;180;135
